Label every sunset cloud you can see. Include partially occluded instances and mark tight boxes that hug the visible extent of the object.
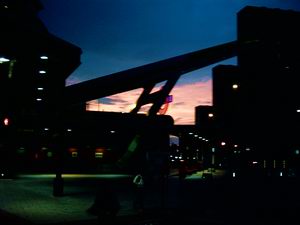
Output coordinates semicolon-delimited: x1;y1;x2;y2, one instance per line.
86;79;212;124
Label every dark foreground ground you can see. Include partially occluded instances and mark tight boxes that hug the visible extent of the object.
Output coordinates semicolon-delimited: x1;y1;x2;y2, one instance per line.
1;171;300;225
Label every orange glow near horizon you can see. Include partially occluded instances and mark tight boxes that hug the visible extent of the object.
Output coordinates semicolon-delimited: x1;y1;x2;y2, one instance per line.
86;79;212;124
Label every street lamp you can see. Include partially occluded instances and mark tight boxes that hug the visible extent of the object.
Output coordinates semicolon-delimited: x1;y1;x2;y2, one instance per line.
232;84;239;90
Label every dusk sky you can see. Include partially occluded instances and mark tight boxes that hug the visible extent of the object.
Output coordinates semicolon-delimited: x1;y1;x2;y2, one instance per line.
39;0;300;124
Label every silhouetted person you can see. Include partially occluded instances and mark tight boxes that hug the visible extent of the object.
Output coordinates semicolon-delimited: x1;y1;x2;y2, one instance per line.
87;181;120;225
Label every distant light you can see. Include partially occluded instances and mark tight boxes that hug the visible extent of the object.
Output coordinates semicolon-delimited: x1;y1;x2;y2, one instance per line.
232;84;239;89
110;130;115;134
295;150;300;155
39;70;46;74
180;159;185;162
194;134;198;137
232;172;236;178
170;155;173;157
234;144;238;148
221;142;226;146
205;139;209;142
0;57;10;63
1;173;4;177
189;132;193;135
284;66;290;69
193;157;196;160
175;156;178;159
36;98;42;101
95;152;103;159
252;161;258;164
3;118;9;126
37;87;44;91
4;5;8;9
171;159;175;162
208;113;214;118
67;129;72;132
44;128;49;131
212;148;215;153
280;172;283;177
40;56;48;60
245;147;251;151
297;109;300;113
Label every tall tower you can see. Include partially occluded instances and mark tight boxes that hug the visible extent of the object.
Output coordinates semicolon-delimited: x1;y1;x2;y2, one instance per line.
237;6;300;157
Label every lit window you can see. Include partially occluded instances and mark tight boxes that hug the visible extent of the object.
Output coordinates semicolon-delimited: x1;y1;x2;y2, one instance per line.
232;84;239;89
95;152;103;158
39;70;46;74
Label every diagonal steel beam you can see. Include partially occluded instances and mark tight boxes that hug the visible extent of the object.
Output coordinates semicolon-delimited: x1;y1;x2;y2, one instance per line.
64;41;238;105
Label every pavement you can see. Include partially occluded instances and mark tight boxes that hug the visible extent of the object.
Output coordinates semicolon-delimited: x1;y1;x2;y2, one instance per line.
0;169;228;225
2;169;300;225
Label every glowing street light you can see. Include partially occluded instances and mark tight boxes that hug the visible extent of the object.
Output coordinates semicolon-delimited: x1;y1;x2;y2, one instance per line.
232;84;239;90
39;70;46;74
208;113;214;118
3;118;9;126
